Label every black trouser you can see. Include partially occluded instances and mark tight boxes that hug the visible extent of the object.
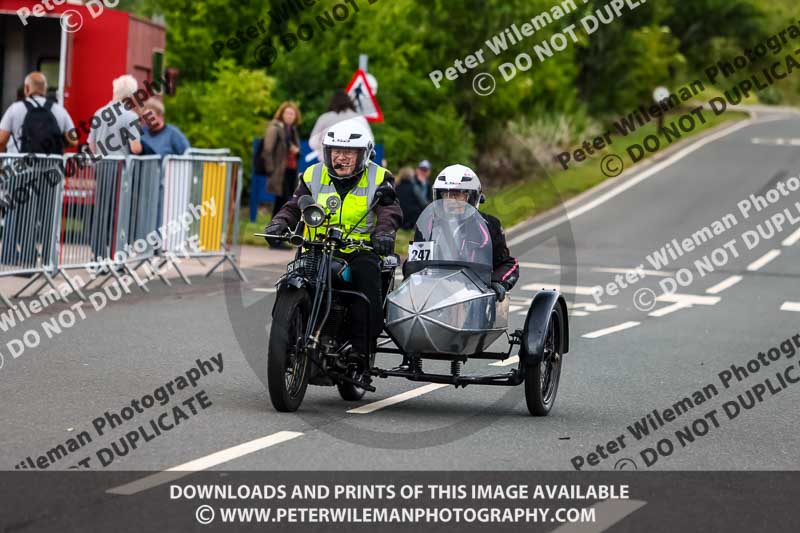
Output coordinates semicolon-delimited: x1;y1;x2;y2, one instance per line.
271;168;298;216
342;250;384;354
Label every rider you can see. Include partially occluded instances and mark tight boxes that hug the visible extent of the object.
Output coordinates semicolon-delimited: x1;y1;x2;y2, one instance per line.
429;164;519;301
265;118;402;361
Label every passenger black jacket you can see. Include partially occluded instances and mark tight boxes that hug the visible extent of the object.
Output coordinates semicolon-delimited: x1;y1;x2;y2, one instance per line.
482;213;519;289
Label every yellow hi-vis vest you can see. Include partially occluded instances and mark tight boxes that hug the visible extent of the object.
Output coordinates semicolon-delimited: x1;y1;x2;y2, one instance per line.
302;162;387;251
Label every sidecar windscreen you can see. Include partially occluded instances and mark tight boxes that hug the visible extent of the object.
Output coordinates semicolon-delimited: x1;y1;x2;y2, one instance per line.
406;200;493;283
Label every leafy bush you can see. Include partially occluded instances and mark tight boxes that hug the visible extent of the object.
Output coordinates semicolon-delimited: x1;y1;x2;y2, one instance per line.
166;59;278;195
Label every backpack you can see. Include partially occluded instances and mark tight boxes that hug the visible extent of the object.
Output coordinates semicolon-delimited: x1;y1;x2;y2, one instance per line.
19;98;64;154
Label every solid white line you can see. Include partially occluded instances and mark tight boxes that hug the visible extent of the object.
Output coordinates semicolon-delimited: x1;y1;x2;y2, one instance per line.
782;227;800;247
507;119;753;246
106;431;303;496
582;321;640;339
252;288;277;293
747;249;781;271
649;302;692;318
490;356;519;367
705;275;743;295
347;384;448;414
781;302;800;313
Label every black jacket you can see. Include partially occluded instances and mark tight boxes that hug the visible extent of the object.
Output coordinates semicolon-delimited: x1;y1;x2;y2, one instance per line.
482;213;519;289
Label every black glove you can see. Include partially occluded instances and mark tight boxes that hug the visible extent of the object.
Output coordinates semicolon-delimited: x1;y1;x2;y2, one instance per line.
371;232;396;256
264;220;288;248
491;282;507;302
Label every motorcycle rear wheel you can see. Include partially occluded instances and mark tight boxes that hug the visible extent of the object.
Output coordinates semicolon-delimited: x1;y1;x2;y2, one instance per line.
267;289;311;412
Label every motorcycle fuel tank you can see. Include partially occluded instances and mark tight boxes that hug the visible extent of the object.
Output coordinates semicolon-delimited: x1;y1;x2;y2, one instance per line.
385;267;509;356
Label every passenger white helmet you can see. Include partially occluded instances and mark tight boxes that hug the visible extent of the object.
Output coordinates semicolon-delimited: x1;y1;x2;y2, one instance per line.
322;118;374;180
433;164;484;206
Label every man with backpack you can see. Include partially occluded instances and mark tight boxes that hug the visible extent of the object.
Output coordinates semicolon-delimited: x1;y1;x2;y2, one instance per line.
0;72;77;154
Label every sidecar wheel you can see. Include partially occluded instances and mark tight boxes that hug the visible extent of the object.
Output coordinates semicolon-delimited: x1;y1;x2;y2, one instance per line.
524;304;564;416
267;290;311;412
337;381;367;401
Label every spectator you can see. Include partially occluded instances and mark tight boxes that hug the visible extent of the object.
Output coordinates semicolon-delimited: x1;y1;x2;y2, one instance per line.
415;159;433;201
87;75;144;157
396;166;428;230
140;98;190;157
309;90;373;156
0;72;77;153
262;101;302;216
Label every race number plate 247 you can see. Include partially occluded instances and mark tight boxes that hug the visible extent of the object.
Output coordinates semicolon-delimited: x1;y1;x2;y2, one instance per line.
408;241;433;262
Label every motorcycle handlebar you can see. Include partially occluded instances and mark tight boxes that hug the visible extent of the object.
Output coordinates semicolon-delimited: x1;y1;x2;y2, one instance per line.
254;232;373;251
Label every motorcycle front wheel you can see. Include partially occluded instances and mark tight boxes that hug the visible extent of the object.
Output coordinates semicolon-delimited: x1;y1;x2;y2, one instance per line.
267;289;311;412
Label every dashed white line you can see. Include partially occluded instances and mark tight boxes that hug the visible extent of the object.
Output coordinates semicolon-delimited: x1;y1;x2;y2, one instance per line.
582;321;640;339
656;293;720;306
780;302;800;313
107;431;303;495
591;266;673;277
649;302;692;317
747;249;781;271
782;227;800;247
347;383;448;414
705;275;743;295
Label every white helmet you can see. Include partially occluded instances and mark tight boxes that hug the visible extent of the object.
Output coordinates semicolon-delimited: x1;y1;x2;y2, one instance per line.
433;164;484;206
322;117;374;180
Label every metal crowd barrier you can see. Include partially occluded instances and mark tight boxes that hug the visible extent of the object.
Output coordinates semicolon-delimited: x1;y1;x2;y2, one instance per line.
0;150;245;307
0;154;67;307
159;154;245;282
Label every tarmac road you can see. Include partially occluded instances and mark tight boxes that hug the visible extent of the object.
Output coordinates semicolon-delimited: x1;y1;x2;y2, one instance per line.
2;110;800;487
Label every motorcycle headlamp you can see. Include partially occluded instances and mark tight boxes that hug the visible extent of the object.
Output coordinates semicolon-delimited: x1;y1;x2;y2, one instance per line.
302;203;327;228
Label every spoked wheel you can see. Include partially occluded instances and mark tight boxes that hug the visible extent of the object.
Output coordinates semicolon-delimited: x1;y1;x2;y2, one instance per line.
267;290;311;412
524;305;564;416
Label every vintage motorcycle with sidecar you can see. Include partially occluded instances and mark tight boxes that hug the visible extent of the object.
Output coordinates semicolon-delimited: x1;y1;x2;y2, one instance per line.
258;196;569;416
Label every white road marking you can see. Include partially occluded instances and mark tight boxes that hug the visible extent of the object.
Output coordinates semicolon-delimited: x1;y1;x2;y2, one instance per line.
570;310;590;317
520;262;561;270
649;302;692;317
582;321;640;339
781;302;800;313
656;293;720;306
591;266;673;277
572;303;617;312
782;227;800;247
548;499;647;533
751;137;800;146
747;249;781;271
106;431;303;495
509;305;526;313
521;283;599;296
705;275;743;294
507;119;753;246
347;383;448;414
252;288;277;293
490;356;519;367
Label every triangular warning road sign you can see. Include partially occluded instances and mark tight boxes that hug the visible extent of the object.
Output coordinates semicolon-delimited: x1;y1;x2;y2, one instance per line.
345;69;383;123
